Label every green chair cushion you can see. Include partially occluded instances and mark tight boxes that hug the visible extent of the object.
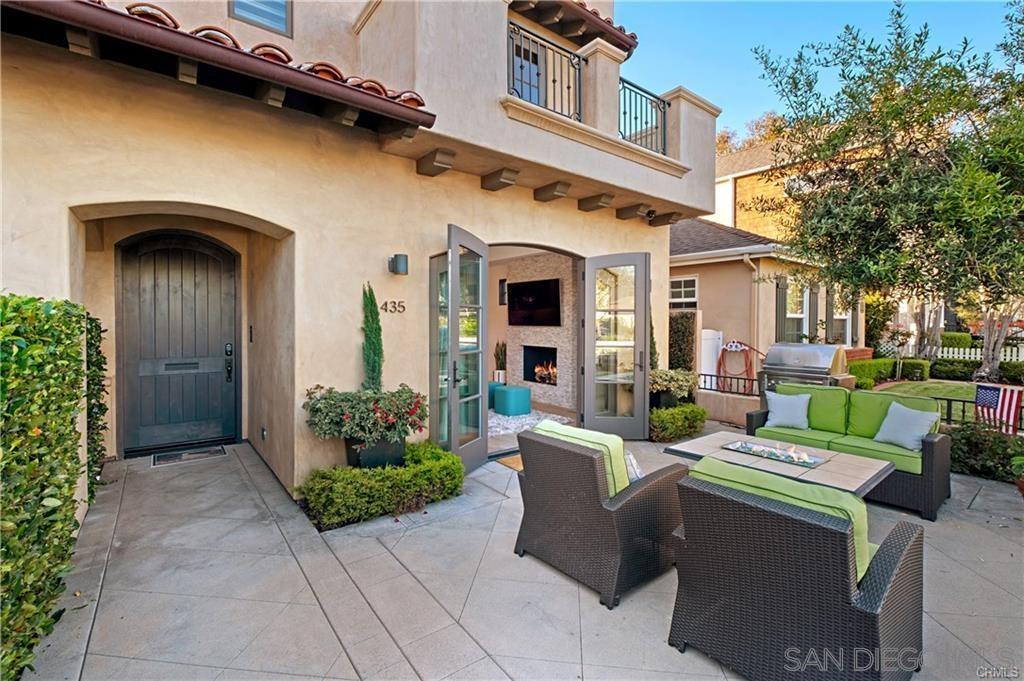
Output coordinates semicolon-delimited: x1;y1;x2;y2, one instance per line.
533;420;630;497
847;391;939;439
755;426;841;449
776;383;850;434
830;435;922;475
690;457;872;581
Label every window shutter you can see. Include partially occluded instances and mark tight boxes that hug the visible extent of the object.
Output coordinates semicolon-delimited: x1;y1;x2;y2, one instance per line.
851;295;861;346
775;277;787;342
824;287;835;342
808;284;819;340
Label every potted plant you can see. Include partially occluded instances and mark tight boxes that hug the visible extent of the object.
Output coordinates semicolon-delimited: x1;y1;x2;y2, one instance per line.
493;340;507;383
649;369;697;410
304;384;428;468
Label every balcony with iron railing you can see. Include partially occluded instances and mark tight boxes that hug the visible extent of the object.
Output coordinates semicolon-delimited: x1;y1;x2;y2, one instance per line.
618;78;669;155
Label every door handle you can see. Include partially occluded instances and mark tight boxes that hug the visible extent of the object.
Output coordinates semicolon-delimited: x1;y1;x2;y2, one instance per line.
225;358;233;382
637;350;645;371
451;360;462;383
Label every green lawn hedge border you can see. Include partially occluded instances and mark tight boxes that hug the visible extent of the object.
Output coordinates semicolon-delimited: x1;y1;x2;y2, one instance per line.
299;440;463;530
848;358;929;385
85;315;108;502
931;358;1024;384
649;404;707;442
949;421;1023;482
940;331;973;348
1;294;86;681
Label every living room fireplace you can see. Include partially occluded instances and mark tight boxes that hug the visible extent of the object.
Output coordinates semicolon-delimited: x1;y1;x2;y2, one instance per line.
523;345;557;386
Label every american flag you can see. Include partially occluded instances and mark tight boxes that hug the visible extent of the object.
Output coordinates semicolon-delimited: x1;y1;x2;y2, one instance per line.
975;384;1024;435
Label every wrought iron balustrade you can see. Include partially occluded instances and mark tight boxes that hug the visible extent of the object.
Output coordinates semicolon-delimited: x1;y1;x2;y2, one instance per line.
507;22;583;121
619;77;668;155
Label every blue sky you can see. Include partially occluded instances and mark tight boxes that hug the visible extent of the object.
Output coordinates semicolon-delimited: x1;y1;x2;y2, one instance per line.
617;1;1010;136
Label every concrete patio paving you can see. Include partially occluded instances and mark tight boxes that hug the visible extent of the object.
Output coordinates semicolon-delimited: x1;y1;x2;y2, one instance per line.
30;430;1023;681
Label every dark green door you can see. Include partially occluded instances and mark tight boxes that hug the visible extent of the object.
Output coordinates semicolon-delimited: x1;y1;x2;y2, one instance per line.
119;233;239;454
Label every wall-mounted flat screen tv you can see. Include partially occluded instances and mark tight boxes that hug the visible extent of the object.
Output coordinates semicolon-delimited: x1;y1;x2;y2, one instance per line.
507;278;561;326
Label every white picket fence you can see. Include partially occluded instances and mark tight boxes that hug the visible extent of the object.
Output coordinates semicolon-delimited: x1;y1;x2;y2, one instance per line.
938;346;1024;362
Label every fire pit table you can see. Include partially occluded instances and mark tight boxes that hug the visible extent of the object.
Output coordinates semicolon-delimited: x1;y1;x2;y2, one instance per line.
665;431;894;497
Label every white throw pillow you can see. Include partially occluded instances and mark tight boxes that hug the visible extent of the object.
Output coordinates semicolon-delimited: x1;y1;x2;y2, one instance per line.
624;451;644;483
874;401;939;452
764;391;811;430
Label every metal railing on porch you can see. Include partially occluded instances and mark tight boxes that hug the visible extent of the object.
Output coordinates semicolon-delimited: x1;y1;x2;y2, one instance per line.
933;396;1024;429
507;21;584;121
697;373;761;396
619;77;668;155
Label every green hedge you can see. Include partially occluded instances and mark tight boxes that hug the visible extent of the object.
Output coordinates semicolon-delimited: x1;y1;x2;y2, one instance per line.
1;295;86;680
85;315;108;502
299;440;463;530
649;404;707;442
898;359;930;381
855;377;875;390
930;359;1024;385
848;358;929;385
949;421;1024;482
940;331;973;349
668;311;696;371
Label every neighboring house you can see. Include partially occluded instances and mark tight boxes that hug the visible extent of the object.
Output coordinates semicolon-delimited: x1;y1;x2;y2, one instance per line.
1;0;719;493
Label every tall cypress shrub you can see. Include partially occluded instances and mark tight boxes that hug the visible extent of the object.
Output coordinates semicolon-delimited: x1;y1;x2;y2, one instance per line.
1;295;85;680
361;283;383;391
85;314;108;501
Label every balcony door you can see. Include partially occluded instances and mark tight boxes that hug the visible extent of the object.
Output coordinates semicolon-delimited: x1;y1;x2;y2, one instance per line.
581;253;650;440
429;224;489;472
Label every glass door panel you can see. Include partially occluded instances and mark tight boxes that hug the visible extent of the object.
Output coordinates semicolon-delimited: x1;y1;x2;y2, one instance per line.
429;254;450;449
446;225;488;471
583;253;649;439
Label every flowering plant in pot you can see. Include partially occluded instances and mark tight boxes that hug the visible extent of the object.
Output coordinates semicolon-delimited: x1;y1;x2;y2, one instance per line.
649;369;697;409
304;383;428;468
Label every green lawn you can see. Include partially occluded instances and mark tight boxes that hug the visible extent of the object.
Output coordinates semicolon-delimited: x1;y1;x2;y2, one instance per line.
876;380;977;422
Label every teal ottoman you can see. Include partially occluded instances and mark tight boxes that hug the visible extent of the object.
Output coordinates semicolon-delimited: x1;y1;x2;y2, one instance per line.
495;385;531;416
488;381;503;409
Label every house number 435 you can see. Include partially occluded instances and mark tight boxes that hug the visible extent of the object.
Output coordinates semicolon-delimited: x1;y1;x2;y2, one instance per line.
379;300;406;313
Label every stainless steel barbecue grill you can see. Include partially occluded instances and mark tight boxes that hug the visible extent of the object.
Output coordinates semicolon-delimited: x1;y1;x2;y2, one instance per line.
757;343;856;394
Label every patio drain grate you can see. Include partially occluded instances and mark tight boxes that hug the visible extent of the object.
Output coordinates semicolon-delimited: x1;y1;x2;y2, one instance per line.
152;446;226;467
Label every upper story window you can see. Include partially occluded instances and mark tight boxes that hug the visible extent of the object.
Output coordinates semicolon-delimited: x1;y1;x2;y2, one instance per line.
230;0;291;36
784;282;809;342
670;276;697;310
830;294;852;346
507;22;582;121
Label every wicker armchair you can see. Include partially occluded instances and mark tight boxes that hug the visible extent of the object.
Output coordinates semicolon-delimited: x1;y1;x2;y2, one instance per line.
747;410;951;520
514;430;687;609
669;476;924;681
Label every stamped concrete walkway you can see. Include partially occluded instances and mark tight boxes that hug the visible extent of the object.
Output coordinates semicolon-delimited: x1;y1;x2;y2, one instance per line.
30;434;1024;681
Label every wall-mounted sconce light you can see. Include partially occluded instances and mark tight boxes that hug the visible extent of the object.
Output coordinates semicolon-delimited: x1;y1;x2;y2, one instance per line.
388;254;409;275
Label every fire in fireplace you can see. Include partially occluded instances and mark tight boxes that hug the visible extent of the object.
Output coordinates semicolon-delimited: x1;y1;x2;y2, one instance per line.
523;345;557;386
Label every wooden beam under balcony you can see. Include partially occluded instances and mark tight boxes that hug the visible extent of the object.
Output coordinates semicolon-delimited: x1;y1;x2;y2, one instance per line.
577;193;614;212
649;212;683;227
481;168;520;191
416;148;456;177
559;20;586;38
537;6;564;25
533;181;571;202
616;203;652;220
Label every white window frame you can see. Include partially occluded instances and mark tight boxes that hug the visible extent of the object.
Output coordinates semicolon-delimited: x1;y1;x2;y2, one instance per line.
831;296;852;346
669;275;698;310
786;285;809;342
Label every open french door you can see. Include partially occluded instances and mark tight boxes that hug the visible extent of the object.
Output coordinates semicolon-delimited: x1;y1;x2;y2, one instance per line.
429;224;489;472
581;253;650;440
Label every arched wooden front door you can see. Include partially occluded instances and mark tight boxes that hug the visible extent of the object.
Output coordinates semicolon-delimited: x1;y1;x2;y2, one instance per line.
118;232;239;454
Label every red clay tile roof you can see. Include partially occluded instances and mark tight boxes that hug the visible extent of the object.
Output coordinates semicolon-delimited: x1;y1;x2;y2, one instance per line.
670;218;776;257
96;1;430;110
568;1;637;44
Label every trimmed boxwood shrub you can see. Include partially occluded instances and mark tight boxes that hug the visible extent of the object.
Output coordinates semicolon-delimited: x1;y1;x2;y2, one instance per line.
940;331;973;348
668;311;696;371
930;358;979;381
299;440;464;530
898;358;930;381
949;421;1024;482
1;294;86;680
855;377;875;390
848;358;895;384
85;314;108;502
649;404;707;442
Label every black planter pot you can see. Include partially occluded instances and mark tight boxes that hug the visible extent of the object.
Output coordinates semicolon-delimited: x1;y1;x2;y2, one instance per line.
649;391;679;410
345;439;405;468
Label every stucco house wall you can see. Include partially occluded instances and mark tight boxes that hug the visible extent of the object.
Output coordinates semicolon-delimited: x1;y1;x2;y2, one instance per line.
2;35;671;491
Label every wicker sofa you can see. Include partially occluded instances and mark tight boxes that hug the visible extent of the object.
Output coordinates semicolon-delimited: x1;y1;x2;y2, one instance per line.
669;470;925;681
514;430;687;609
747;384;951;520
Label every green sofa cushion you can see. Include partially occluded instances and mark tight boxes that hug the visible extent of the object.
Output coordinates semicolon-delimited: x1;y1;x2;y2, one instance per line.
755;426;840;449
830;435;923;474
847;391;939;439
690;457;872;581
776;383;849;434
533;420;629;497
